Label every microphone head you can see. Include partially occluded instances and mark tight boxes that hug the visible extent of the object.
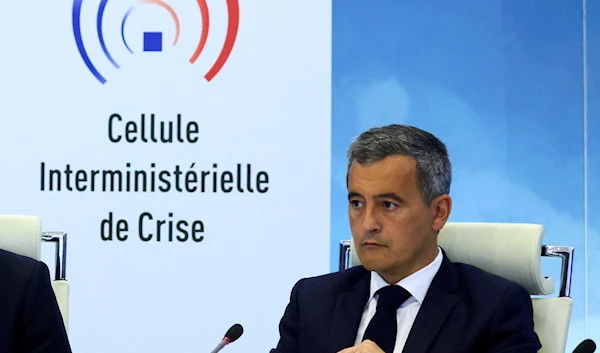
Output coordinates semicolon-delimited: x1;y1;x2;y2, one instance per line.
224;323;244;343
574;339;596;353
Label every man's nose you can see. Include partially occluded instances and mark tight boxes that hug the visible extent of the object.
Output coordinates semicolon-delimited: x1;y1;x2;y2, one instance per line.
362;206;381;234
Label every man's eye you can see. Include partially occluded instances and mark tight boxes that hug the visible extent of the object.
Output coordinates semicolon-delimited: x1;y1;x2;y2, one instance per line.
383;201;397;210
350;200;363;208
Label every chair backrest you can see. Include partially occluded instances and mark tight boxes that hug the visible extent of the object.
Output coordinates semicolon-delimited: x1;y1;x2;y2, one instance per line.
0;215;70;330
345;222;573;353
437;223;554;295
0;215;42;260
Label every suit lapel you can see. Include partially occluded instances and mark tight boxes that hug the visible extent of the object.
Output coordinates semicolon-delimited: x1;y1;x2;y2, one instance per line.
328;268;370;353
403;251;459;353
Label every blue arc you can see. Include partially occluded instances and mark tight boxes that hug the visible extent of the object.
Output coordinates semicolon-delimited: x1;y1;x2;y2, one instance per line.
121;6;135;54
97;0;120;68
72;0;106;84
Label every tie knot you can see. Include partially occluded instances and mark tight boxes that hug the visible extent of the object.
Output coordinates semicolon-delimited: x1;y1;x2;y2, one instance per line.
376;285;411;310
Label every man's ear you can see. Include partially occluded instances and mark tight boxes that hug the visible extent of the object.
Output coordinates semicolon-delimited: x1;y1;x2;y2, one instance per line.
430;194;452;232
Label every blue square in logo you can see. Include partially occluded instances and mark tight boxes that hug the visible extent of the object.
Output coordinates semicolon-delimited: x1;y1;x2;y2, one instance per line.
143;32;162;52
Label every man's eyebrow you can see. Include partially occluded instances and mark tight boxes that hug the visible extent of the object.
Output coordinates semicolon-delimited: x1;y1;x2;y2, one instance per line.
347;192;361;200
374;193;405;203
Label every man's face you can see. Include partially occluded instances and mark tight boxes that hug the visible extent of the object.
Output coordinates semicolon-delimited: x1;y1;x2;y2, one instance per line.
347;155;450;281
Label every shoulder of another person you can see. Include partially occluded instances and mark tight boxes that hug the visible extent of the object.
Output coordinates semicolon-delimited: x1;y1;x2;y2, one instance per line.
0;248;46;284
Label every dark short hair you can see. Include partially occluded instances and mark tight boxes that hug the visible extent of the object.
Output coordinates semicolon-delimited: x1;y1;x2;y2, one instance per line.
346;124;452;205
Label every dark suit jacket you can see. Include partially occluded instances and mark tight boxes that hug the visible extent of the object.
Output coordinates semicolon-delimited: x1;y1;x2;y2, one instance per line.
0;249;72;353
271;252;541;353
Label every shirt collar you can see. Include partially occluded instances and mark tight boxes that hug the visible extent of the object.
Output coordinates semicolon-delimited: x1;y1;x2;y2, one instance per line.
368;247;443;306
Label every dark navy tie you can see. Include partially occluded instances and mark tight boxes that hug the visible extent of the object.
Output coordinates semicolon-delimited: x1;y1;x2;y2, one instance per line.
362;285;412;353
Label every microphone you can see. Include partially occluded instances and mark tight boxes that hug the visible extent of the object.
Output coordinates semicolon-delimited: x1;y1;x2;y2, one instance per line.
574;339;596;353
210;323;244;353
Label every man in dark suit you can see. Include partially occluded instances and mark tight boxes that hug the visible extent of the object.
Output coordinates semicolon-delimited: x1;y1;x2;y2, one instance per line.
0;248;72;352
271;124;541;353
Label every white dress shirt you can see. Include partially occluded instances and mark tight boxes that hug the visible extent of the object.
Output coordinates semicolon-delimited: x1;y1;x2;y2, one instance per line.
354;247;443;352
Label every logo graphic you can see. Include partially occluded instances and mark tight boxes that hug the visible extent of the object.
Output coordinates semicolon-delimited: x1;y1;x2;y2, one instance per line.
72;0;239;84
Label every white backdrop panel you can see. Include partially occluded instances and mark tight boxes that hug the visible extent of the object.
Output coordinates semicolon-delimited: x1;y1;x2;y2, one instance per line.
0;0;331;352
